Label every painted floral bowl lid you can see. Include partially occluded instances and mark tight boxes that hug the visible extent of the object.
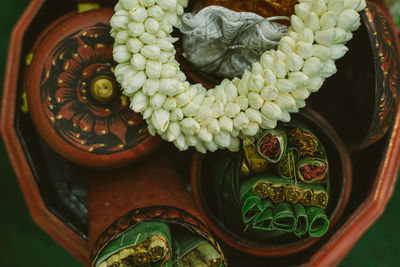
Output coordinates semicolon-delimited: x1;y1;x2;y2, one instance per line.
26;9;160;168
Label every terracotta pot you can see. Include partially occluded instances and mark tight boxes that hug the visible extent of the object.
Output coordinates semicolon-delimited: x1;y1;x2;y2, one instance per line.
88;154;226;266
191;108;352;258
25;8;161;168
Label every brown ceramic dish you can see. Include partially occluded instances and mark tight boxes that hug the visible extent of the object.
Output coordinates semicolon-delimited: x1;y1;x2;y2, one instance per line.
191;108;352;257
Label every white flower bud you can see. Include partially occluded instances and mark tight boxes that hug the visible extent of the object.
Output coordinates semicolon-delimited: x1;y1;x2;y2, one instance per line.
224;82;238;102
263;69;277;86
219;116;233;132
204;140;218;152
129;7;148;22
143;79;159;96
115;63;131;83
176;5;184;15
291;86;310;100
307;76;325;92
313;44;331;60
252;62;264;75
121;69;138;91
337;9;360;31
231;128;239;137
315;29;336;45
261;86;279;101
147;122;157;136
233;112;249;129
140;0;155;7
298;28;315;43
235;95;249;110
295;3;311;20
356;0;367;12
296;41;313;59
273;50;287;62
248;92;264;109
278;36;296;54
159;0;177;11
245;108;262;124
113;45;131;63
238;70;251;96
174;133;188;151
319;11;337;29
276;79;296;93
160;17;173;33
139;32;156;44
131;91;148;112
241;122;259;136
157;38;174;51
150;93;166;109
175;93;190;107
121;0;139;10
170;108;183;121
330;44;348;59
182;101;199;117
274;92;296;109
181;118;200;135
280;109;291;122
126;38;143;53
110;14;129;29
214;131;230;148
141;45;161;60
161;63;178;78
195;141;207;153
320;60;337;78
312;0;327;15
148;5;164;20
130;53;146;70
248;74;265;93
125;71;146;95
192;94;205;105
287;53;304;71
159;78;183;96
261;115;277;129
166;121;180;141
127;22;145;37
164;12;179;27
228;136;240;152
115;30;129;44
303;57;322;76
196;106;213;125
261;101;282;120
159;51;174;63
328;0;344;14
207;119;220;134
225;103;241;118
146;60;161;79
214;85;228;104
291;15;304;32
114;2;123;11
212;101;224;118
261;53;274;69
305;12;320;31
198;127;213;142
288;71;309;86
272;60;287;79
142;106;153;119
151;109;170;132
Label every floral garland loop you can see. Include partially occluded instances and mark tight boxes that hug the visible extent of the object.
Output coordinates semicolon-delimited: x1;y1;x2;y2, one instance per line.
110;0;366;153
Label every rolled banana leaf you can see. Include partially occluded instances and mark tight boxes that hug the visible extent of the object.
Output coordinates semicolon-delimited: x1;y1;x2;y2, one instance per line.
277;148;300;179
293;203;308;237
95;221;172;267
272;202;295;233
286;126;321;158
306;206;330;237
242;137;268;176
297;157;329;184
172;228;223;267
252;199;274;231
256;129;287;163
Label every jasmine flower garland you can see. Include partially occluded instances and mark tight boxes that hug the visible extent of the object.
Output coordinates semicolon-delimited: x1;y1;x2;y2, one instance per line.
110;0;366;153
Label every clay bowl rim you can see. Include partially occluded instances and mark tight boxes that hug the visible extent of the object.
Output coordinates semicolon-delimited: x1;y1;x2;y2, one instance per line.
190;107;352;257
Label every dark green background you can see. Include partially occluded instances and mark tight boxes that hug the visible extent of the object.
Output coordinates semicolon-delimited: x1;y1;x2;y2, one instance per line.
1;1;399;266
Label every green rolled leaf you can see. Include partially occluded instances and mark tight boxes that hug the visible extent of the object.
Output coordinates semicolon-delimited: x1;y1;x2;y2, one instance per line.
273;202;295;233
252;199;274;231
293;203;308;237
306;206;330;237
297;157;329;184
256;129;287;163
277;148;300;179
241;191;264;224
